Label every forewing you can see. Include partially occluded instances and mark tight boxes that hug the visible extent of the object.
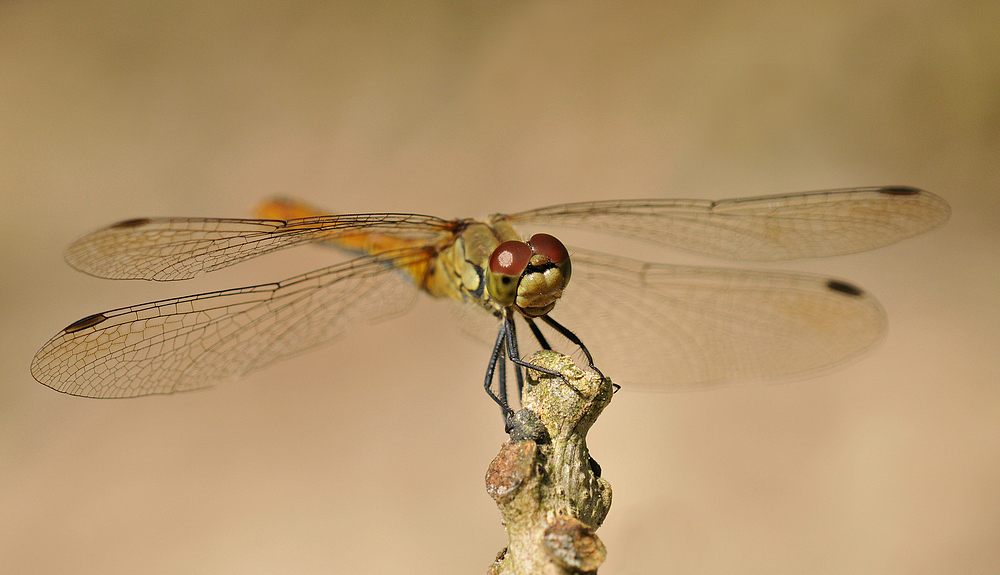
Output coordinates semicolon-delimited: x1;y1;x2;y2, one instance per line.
31;248;431;398
502;187;950;261
65;213;452;281
545;249;887;390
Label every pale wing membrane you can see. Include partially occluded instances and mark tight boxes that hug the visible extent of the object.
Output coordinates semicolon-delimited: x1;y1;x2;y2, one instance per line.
542;249;886;390
450;296;504;346
502;187;950;261
65;213;451;281
31;249;430;398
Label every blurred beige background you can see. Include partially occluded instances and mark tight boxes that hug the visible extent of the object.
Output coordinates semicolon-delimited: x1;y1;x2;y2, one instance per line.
2;2;997;574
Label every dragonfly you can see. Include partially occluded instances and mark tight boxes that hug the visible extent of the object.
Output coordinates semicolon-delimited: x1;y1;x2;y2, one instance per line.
31;186;949;421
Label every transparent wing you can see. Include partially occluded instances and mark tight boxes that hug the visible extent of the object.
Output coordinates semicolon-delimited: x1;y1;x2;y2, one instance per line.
540;249;887;390
65;213;454;281
501;186;950;261
31;248;432;398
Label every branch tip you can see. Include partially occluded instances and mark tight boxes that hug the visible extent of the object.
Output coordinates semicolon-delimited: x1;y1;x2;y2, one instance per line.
486;351;613;574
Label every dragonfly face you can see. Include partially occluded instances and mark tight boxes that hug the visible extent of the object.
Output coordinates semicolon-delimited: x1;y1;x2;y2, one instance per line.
31;187;950;418
486;233;572;318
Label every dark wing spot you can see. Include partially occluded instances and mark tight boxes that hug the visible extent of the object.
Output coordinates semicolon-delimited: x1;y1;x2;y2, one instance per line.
878;186;920;196
111;218;152;229
64;313;108;333
826;279;864;297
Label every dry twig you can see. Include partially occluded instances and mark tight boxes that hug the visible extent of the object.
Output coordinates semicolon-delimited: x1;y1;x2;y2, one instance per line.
486;351;614;574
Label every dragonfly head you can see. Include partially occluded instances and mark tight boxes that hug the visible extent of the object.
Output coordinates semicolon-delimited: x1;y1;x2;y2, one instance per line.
486;233;572;317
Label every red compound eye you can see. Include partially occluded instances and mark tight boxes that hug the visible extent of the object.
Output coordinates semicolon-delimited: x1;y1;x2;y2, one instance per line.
528;233;568;264
489;241;532;275
487;241;532;307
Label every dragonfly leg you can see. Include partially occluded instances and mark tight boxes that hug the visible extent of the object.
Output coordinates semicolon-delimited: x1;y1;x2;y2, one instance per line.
539;315;618;391
485;326;515;421
497;341;509;411
523;317;553;351
506;315;526;400
524;316;552;351
504;314;566;385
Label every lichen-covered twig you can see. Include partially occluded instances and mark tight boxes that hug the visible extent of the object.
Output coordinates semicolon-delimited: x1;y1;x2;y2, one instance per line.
486;351;614;575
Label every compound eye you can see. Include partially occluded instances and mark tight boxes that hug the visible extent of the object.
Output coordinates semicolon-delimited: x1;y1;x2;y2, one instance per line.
528;233;571;286
487;241;532;307
528;233;569;264
490;241;532;275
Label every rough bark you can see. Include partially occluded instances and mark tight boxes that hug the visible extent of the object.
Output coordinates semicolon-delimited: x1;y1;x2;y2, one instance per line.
486;351;614;575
